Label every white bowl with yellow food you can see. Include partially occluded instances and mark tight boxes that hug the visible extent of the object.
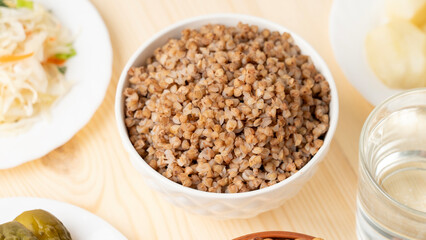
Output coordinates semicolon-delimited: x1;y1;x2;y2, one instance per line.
330;0;426;105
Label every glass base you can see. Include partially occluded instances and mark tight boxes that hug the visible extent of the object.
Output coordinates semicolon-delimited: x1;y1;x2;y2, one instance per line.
356;200;408;240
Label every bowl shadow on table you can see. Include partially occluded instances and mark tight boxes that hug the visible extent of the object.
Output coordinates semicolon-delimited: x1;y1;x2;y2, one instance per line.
160;154;349;240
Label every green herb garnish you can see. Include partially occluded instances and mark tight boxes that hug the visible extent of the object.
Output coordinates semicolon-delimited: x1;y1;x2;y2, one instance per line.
55;48;76;60
16;0;33;9
58;66;67;74
0;0;8;7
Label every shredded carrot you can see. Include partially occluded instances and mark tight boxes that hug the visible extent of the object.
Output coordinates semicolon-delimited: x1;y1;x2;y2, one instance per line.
0;52;34;63
48;37;56;42
25;31;32;36
46;57;66;65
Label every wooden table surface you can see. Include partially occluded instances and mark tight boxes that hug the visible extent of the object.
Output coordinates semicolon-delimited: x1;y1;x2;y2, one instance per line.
0;0;374;239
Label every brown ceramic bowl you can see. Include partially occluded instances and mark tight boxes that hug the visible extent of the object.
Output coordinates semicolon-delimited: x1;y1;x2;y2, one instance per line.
233;231;317;240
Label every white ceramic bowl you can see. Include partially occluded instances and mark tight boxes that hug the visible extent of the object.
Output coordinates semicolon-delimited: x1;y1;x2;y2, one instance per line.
329;0;399;106
115;14;339;219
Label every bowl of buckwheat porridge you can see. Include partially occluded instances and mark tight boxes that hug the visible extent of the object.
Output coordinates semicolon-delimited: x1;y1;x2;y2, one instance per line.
115;14;338;219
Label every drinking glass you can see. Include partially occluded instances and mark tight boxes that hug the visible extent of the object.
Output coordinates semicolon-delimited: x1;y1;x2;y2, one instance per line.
356;88;426;240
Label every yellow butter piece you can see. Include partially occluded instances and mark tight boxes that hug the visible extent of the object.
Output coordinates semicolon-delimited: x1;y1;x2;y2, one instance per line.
386;0;426;20
366;19;426;89
411;2;426;28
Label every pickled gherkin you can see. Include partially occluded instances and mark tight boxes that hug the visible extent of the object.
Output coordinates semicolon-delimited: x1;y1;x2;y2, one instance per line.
0;221;38;240
14;210;72;240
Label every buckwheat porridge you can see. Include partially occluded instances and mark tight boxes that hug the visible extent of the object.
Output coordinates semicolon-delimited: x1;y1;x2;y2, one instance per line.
124;22;330;193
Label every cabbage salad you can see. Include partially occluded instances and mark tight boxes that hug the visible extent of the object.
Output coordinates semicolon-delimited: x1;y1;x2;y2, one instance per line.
0;0;76;133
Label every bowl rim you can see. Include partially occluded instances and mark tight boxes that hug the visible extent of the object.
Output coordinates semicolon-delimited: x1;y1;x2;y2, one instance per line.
233;231;316;240
115;13;339;199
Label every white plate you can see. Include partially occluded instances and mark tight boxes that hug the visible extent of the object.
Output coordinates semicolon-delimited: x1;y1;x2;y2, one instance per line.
0;197;127;240
329;0;402;106
0;0;112;168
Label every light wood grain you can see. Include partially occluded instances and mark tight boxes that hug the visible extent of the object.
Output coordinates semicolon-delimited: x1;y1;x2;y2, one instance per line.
0;0;374;239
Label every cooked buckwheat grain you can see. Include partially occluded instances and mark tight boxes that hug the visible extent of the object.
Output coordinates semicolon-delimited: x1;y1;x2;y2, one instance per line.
124;22;331;193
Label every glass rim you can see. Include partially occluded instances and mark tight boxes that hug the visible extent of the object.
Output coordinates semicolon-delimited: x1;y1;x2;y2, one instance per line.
359;87;426;217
